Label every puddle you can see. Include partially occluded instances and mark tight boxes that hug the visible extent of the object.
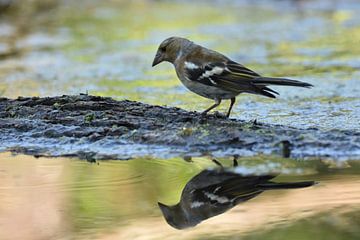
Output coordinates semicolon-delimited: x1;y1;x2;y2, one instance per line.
0;153;359;240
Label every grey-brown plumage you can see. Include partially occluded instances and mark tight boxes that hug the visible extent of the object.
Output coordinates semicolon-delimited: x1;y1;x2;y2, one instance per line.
152;37;313;117
158;167;315;229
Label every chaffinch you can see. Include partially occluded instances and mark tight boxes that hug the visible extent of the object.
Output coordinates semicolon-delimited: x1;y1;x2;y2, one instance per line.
152;37;313;118
158;165;315;229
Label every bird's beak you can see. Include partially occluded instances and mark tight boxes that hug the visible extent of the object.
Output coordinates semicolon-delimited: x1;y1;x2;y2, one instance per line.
158;202;170;216
158;202;167;211
152;51;163;67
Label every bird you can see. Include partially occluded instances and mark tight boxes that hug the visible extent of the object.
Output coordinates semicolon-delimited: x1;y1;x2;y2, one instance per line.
158;166;315;229
152;37;313;118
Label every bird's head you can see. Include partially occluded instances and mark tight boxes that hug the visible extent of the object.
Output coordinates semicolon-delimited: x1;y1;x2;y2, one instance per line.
152;37;191;66
158;202;196;229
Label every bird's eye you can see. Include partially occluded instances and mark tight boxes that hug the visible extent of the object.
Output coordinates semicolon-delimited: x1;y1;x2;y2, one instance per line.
160;46;166;52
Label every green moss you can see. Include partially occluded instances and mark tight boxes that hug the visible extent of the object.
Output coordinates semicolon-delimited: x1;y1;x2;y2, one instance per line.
84;113;95;123
53;102;61;109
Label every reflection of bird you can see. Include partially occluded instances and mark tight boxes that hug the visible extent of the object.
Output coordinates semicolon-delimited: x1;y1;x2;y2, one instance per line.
158;168;315;229
152;37;313;117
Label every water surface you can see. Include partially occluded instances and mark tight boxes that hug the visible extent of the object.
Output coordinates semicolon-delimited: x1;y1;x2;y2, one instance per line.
0;153;359;239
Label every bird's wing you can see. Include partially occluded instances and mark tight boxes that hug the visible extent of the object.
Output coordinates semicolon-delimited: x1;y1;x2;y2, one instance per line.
184;60;279;98
190;175;274;206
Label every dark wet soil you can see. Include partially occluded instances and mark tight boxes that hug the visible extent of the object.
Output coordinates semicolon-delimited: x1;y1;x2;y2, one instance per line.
0;95;359;160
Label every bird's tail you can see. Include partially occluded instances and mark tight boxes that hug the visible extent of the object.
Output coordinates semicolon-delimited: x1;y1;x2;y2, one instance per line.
253;77;313;88
257;181;316;190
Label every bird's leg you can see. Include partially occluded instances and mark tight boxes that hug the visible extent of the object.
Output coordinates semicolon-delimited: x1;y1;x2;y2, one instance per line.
212;158;224;169
202;98;221;115
226;97;236;118
233;155;238;167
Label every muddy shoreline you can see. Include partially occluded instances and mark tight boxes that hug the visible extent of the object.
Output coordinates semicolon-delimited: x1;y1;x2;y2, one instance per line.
0;94;359;160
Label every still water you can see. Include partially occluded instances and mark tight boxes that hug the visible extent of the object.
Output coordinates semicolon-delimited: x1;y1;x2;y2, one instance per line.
0;0;360;239
0;152;359;240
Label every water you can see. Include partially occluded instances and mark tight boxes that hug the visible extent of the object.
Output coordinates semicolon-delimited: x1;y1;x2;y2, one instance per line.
0;0;359;239
0;153;359;240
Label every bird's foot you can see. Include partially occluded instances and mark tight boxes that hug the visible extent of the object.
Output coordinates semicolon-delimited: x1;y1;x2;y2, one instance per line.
183;156;193;163
213;111;227;119
200;111;208;117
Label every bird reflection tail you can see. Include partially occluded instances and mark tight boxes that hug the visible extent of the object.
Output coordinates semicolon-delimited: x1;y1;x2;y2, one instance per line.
258;181;316;190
